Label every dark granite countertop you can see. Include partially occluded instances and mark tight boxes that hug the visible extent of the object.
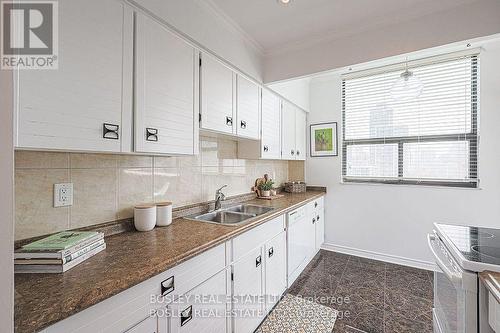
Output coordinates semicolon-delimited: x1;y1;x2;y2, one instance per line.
15;190;326;333
480;271;500;303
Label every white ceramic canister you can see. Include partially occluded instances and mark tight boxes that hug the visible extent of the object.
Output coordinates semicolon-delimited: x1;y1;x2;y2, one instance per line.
134;205;156;232
156;202;173;227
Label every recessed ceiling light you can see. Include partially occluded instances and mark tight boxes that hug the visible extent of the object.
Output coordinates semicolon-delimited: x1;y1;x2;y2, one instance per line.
278;0;291;4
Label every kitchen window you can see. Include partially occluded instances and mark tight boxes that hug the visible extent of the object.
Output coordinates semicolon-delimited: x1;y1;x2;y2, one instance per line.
342;51;479;187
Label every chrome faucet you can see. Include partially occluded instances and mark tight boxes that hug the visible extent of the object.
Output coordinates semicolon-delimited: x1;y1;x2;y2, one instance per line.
214;185;228;210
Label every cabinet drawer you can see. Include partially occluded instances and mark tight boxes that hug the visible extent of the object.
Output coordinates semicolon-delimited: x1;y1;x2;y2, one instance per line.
232;215;285;262
167;269;228;333
159;244;226;302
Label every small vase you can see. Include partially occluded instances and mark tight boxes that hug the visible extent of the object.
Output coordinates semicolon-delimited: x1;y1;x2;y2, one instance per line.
270;189;277;196
261;190;271;197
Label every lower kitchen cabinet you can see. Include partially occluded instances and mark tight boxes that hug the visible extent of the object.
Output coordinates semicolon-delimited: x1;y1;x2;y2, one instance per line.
166;269;228;333
232;247;265;333
38;197;327;333
264;231;287;312
309;197;325;251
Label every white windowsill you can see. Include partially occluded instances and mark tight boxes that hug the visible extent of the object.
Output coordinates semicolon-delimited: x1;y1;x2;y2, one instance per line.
338;181;482;190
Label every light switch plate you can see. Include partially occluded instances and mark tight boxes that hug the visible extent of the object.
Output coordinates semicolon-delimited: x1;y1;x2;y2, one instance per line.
54;183;73;207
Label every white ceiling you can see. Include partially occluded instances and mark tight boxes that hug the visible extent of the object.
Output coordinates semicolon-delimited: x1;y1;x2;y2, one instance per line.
209;0;480;55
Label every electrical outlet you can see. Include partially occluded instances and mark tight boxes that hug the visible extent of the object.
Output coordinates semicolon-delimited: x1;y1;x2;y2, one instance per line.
54;183;73;207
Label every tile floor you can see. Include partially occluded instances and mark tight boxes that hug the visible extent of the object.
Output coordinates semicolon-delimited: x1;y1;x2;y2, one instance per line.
287;250;434;333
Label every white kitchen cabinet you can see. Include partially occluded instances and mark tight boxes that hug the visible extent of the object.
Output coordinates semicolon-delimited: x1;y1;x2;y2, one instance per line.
236;75;260;140
264;231;287;312
295;109;307;160
134;12;198;155
237;88;281;160
200;54;235;135
261;89;282;159
281;101;296;160
309;197;325;252
167;270;228;333
15;0;133;153
281;101;307;160
232;247;265;333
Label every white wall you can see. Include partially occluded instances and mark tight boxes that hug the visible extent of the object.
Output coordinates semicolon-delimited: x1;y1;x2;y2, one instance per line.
306;39;500;267
264;0;500;82
0;70;14;330
267;77;311;112
130;0;263;81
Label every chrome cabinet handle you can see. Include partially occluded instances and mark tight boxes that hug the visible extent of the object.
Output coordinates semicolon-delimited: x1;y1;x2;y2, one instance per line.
180;305;193;327
263;145;269;152
160;276;175;296
268;247;274;258
103;123;119;140
297;150;300;156
256;255;262;267
317;215;320;221
226;116;233;126
240;120;247;129
312;218;316;224
291;150;295;156
315;202;318;208
146;128;158;142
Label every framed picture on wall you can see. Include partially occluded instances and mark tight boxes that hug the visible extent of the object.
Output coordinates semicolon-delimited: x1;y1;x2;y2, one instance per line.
310;122;338;157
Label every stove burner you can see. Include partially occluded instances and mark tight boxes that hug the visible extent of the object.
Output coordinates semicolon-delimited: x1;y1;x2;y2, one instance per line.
471;245;500;259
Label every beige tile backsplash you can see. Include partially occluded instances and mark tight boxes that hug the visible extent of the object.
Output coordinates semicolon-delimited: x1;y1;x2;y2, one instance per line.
15;136;304;240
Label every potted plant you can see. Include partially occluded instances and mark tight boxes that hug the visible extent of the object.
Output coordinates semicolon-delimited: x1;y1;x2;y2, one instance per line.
259;180;275;197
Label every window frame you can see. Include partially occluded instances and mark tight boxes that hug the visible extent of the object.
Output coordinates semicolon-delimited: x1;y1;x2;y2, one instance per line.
341;55;479;188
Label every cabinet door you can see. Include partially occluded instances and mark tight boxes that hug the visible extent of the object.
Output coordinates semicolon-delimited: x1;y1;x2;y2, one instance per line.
264;232;287;313
261;89;281;159
16;0;130;152
315;207;325;252
281;101;296;160
232;247;265;333
200;55;235;135
236;75;260;140
135;13;197;155
295;109;307;160
168;270;227;333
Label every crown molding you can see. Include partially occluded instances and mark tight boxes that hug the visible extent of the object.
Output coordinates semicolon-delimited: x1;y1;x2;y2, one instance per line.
197;0;265;56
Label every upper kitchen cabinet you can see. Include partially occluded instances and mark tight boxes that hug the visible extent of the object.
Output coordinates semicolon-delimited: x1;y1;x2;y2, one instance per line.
237;88;281;160
200;54;235;135
134;12;198;155
15;0;133;153
282;101;306;160
260;89;281;159
236;75;260;140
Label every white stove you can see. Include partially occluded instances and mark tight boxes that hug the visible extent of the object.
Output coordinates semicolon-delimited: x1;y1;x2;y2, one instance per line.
429;223;500;333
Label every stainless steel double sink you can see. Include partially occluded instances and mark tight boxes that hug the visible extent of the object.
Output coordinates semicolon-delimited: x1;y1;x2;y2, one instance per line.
188;204;275;225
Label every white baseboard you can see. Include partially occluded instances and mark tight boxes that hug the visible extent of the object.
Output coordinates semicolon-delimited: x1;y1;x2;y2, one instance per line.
321;242;438;272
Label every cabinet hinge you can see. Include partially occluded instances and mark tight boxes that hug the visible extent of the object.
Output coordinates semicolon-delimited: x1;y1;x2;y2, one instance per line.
199;113;202;122
199;58;202;67
231;272;234;281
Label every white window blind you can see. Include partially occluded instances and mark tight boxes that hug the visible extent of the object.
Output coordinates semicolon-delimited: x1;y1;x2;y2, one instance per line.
342;51;479;187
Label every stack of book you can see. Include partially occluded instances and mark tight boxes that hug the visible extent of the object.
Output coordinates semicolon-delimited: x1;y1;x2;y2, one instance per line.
15;231;106;273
